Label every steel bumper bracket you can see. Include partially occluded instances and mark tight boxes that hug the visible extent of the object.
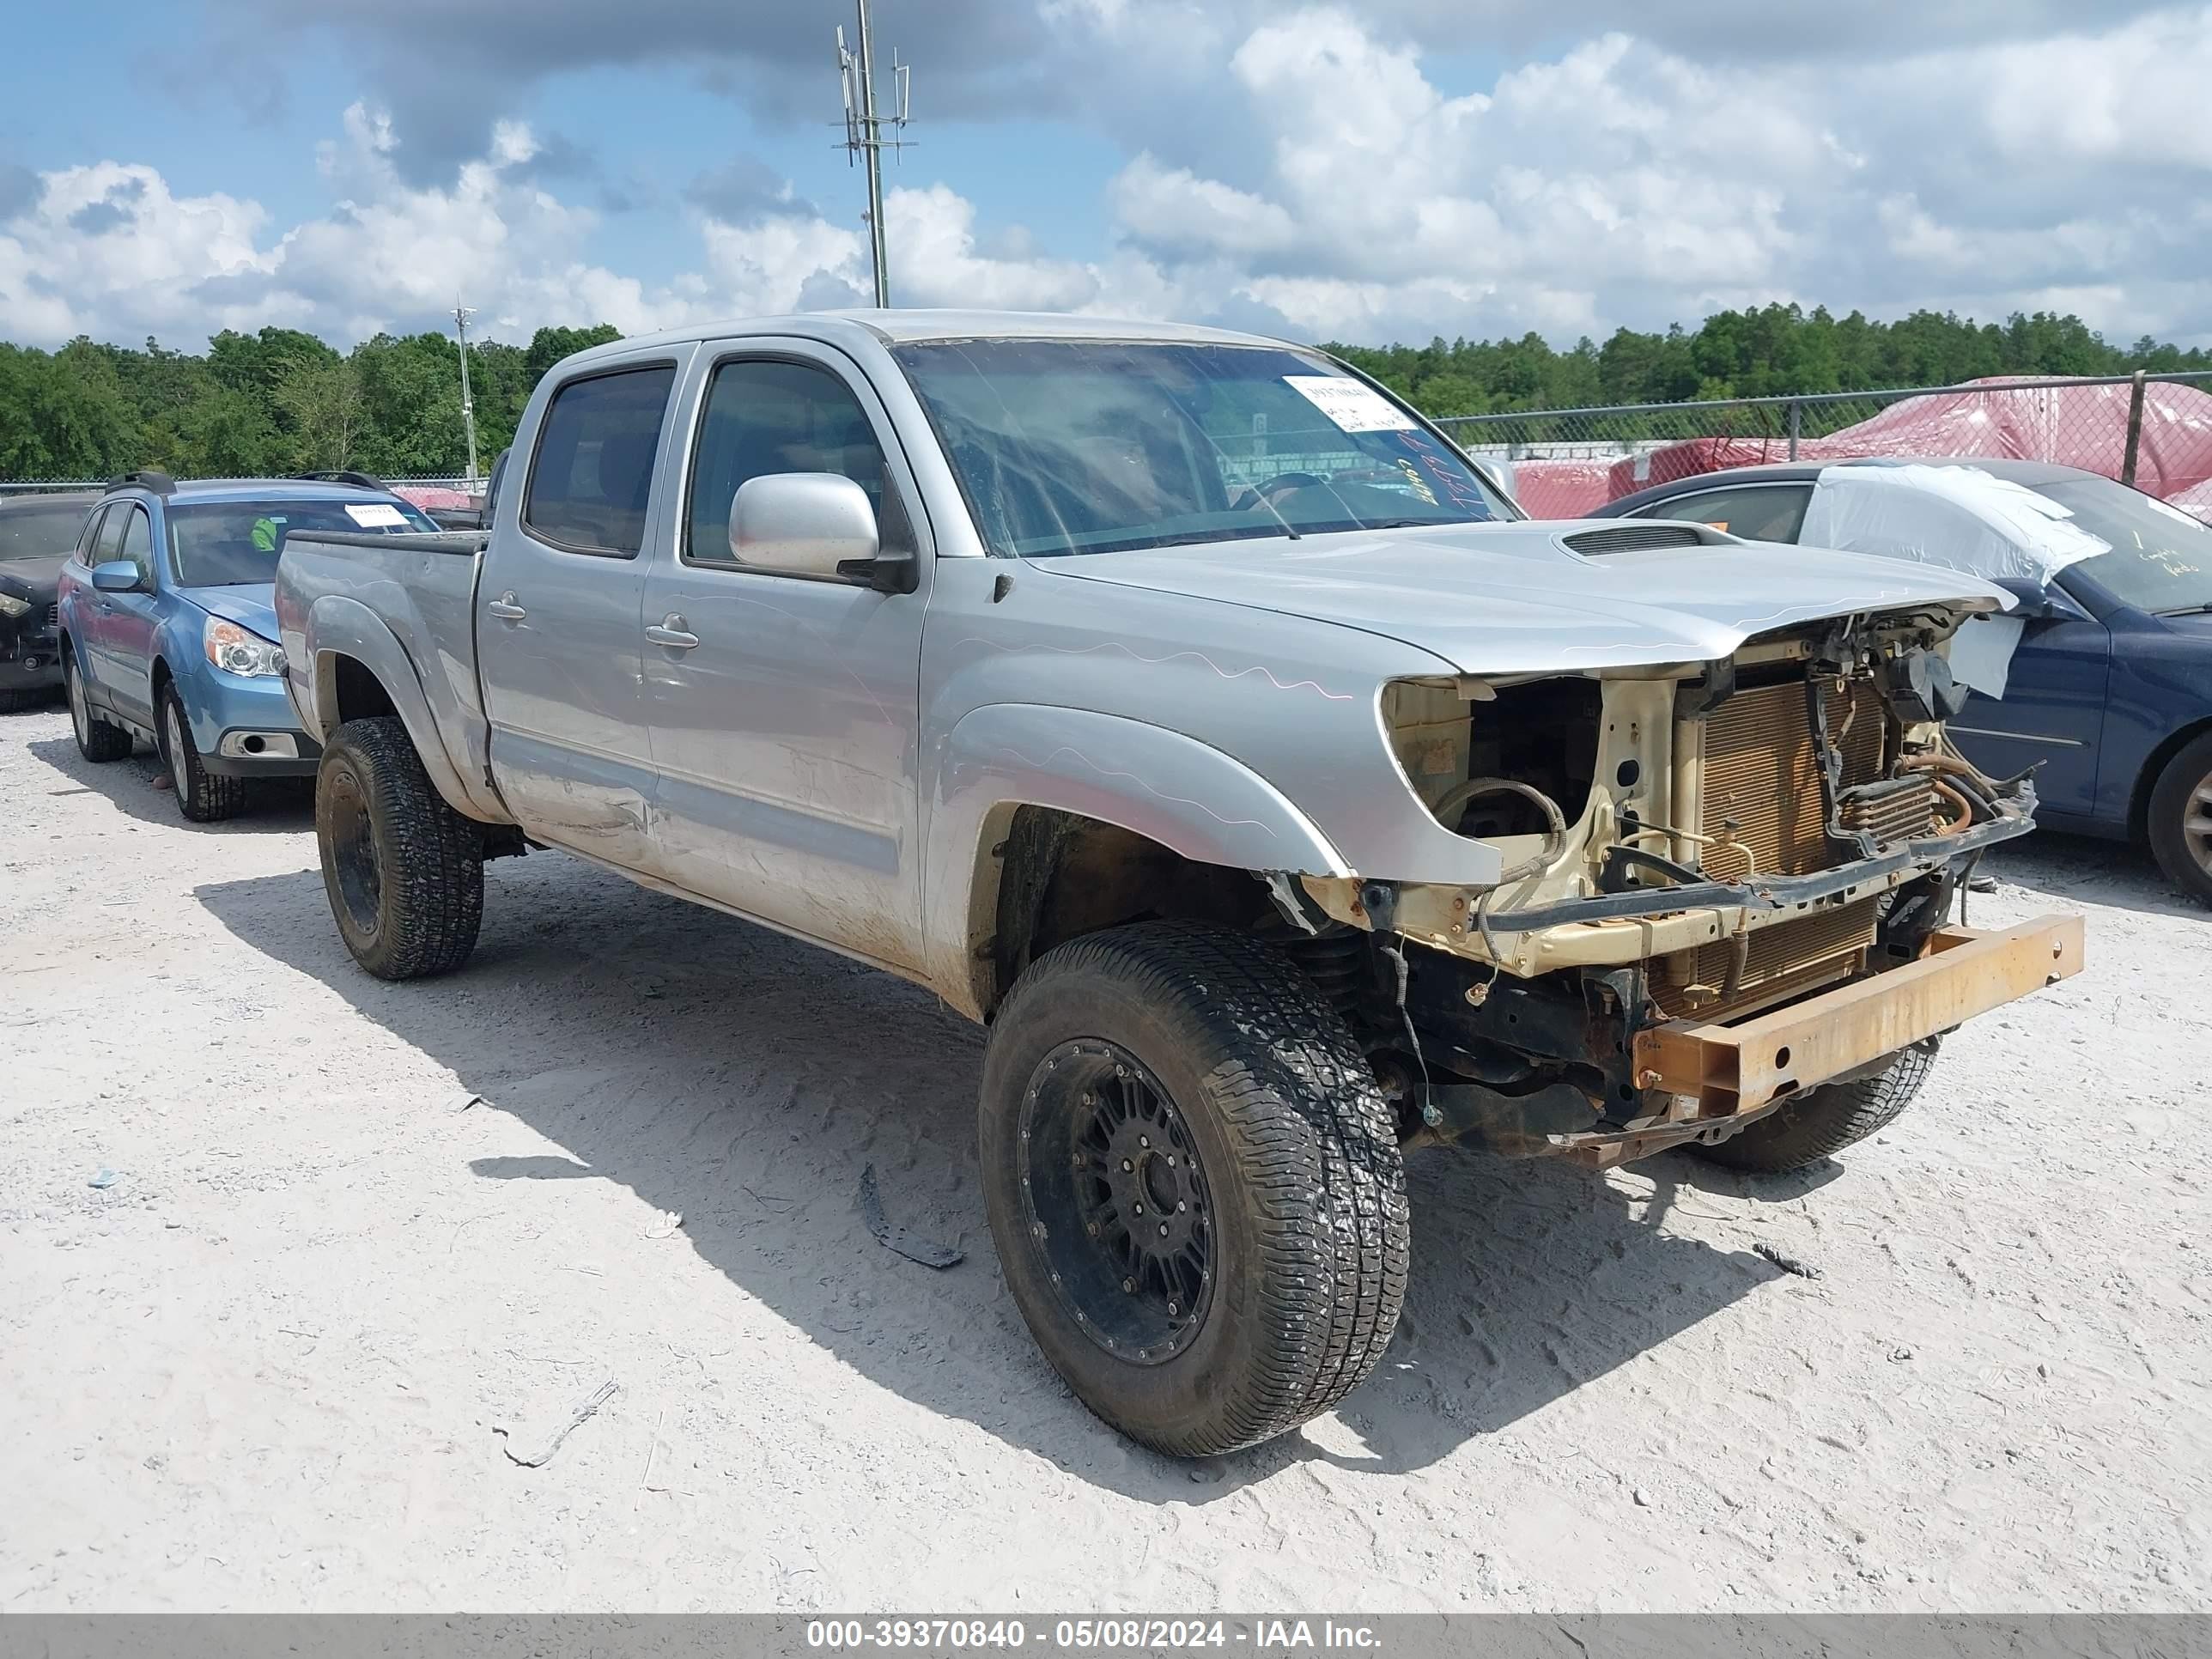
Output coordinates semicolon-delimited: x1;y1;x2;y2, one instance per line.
1632;914;2086;1116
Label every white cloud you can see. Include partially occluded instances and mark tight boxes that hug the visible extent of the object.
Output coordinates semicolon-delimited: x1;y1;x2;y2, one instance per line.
4;6;2212;352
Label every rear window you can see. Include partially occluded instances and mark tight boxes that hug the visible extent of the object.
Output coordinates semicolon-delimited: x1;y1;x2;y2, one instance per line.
0;502;91;563
167;498;438;587
524;366;678;556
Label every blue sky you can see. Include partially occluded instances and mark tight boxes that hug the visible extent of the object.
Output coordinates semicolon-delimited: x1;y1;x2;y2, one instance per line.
3;2;2208;352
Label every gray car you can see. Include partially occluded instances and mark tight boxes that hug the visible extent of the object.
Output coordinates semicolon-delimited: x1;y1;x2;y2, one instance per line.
274;312;2079;1455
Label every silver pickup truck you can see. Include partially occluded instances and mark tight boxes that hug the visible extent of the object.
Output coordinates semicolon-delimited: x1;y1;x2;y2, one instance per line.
275;311;2082;1456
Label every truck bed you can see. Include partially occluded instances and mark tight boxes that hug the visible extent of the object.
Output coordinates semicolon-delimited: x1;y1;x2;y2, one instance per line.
273;526;507;823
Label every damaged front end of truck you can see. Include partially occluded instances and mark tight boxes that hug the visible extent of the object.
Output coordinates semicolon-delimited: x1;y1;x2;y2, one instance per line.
1279;605;2082;1166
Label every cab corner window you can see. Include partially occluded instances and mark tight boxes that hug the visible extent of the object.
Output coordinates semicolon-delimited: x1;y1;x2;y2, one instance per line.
524;365;678;556
685;358;914;567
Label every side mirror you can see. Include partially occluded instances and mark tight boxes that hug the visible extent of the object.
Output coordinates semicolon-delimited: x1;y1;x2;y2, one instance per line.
90;560;144;593
1990;574;2081;621
730;473;910;590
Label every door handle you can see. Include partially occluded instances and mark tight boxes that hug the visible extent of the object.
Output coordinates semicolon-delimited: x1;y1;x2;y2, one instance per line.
646;615;700;650
486;592;527;622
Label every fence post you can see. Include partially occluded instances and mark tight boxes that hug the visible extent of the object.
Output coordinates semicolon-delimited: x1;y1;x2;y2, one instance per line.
2121;369;2147;487
1787;398;1801;462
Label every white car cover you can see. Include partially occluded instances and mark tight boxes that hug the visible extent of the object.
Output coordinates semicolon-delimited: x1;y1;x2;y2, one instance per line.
1795;463;2118;698
1796;463;2110;587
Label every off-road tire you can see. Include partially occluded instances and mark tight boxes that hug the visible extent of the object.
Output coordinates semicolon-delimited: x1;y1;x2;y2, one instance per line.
65;649;132;762
1691;1038;1941;1174
980;921;1409;1456
316;714;483;980
2147;731;2212;906
159;684;246;823
0;687;52;713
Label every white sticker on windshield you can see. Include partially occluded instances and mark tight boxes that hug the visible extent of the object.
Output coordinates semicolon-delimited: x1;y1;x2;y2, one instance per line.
1283;376;1417;433
345;503;407;528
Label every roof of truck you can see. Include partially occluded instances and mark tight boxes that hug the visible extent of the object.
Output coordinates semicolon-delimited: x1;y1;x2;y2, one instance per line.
560;309;1297;365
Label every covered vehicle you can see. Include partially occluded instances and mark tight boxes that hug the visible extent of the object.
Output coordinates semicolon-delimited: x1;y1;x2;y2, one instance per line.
1599;458;2212;902
0;490;98;711
276;312;2081;1456
54;471;438;821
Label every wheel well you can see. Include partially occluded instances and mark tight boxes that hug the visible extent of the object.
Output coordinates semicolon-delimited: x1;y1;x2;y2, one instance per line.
985;806;1273;1017
2130;717;2212;841
330;653;398;726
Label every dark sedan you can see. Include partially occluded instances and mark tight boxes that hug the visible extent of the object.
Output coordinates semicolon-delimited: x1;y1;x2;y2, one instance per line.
1596;458;2212;902
0;490;98;711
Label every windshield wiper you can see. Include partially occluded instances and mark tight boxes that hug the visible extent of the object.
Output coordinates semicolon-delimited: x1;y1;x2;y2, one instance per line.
2155;602;2212;617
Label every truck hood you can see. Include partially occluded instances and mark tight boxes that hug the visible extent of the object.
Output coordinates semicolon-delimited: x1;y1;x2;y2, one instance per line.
1033;522;2010;675
180;585;281;641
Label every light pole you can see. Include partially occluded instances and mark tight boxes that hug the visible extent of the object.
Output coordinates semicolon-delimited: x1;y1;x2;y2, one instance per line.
451;302;481;483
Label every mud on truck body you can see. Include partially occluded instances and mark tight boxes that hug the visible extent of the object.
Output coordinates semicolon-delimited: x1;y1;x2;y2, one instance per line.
274;312;2082;1456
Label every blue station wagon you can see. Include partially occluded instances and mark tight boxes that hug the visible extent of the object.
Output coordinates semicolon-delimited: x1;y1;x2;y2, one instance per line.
55;471;438;821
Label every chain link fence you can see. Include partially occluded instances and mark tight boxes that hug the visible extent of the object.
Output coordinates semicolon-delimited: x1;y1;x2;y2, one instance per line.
1433;370;2212;520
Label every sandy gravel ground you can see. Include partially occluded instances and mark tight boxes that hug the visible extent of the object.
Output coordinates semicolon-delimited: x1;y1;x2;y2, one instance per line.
2;703;2206;1613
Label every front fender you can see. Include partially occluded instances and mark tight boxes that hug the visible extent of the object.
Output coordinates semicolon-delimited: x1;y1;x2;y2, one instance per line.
921;703;1352;1016
301;595;507;823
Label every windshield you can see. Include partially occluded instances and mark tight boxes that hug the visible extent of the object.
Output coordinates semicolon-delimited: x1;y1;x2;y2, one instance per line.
0;503;91;564
2040;478;2212;615
890;339;1513;558
167;497;437;586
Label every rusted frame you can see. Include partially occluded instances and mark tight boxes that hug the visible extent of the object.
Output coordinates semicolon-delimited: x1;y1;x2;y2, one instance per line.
1632;914;2086;1116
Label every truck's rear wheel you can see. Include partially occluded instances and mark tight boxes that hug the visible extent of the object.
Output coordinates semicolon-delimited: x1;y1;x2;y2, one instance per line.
980;921;1408;1456
1690;1038;1940;1174
316;715;483;980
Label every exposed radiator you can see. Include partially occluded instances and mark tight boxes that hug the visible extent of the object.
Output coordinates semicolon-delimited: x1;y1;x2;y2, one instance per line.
1698;677;1884;883
1655;896;1881;1022
1841;774;1939;846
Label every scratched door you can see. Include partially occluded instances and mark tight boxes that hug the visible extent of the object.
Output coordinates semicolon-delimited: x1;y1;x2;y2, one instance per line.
639;343;931;970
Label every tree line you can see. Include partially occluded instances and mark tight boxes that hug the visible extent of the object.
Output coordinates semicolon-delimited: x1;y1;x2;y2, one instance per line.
3;302;2207;481
0;323;620;483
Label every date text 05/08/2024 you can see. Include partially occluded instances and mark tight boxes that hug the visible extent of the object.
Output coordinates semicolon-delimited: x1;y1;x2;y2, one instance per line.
804;1620;1383;1651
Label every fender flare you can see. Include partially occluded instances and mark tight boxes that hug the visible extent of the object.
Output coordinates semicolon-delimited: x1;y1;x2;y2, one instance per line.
301;595;490;823
922;703;1352;1016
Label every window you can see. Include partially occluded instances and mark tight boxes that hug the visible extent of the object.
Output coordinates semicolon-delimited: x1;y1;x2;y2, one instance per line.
117;507;155;585
890;339;1512;559
161;497;438;587
1638;483;1812;544
0;502;94;564
91;506;128;565
76;507;111;564
524;365;678;556
684;358;915;566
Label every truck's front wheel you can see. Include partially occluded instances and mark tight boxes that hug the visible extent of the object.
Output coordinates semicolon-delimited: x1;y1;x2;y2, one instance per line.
1690;1038;1940;1174
316;715;483;980
980;921;1409;1456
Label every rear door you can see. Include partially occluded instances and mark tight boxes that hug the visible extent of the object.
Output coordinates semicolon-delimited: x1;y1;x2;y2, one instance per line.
638;342;931;967
476;357;685;866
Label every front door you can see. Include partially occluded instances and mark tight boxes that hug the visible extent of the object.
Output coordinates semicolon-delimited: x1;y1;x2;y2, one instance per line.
641;344;930;969
476;358;685;868
1948;607;2112;822
93;504;162;723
